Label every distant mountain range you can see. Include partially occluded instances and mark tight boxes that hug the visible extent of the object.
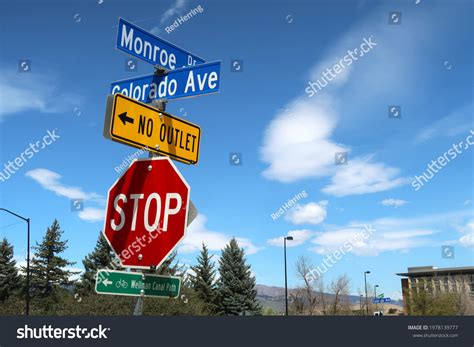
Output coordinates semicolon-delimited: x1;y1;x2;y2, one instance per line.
256;284;403;314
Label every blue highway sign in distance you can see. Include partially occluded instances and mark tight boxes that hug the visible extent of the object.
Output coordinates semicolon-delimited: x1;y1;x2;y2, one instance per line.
111;61;221;103
116;18;205;70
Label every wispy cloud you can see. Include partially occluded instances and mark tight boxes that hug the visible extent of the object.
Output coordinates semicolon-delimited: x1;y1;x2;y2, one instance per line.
456;219;474;248
0;70;83;120
267;230;315;247
267;210;472;256
380;198;410;208
149;0;187;34
415;103;473;144
78;207;106;223
25;168;105;222
322;156;410;197
179;214;263;255
259;9;411;197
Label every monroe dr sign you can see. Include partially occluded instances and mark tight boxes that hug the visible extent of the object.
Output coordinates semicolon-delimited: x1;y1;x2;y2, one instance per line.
102;157;190;269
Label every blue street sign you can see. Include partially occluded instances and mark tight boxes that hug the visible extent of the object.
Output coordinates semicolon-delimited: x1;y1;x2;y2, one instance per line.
111;61;221;103
116;18;205;70
373;297;391;304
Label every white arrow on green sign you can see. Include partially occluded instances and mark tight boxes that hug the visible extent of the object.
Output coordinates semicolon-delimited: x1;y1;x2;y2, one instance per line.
95;270;180;298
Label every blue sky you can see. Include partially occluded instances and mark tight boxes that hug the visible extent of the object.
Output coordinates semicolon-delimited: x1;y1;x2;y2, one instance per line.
0;0;473;300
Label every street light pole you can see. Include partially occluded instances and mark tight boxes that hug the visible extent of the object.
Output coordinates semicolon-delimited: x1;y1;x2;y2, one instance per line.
364;271;370;316
359;295;364;315
284;236;293;316
0;208;30;316
374;284;379;312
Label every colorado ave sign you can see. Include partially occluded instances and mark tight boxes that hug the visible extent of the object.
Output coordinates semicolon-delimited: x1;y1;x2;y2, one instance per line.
95;270;181;298
111;61;221;102
103;93;201;164
103;157;190;269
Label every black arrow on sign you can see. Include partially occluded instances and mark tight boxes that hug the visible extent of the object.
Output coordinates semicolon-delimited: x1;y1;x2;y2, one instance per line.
118;112;134;126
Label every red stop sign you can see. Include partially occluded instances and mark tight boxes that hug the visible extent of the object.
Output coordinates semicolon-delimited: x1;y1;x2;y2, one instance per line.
103;157;190;269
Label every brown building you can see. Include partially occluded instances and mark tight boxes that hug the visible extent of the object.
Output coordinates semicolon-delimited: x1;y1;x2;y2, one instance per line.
397;266;474;314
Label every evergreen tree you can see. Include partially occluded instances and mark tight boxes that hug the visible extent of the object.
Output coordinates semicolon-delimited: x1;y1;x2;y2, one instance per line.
28;220;77;298
77;232;114;295
217;238;261;315
190;243;217;312
153;250;183;276
0;238;20;303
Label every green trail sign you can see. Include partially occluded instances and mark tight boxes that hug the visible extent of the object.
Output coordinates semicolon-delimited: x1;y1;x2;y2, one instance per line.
95;270;181;298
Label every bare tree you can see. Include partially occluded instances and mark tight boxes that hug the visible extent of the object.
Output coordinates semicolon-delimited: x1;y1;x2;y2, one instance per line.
289;287;305;315
327;274;351;315
295;256;319;315
316;275;327;315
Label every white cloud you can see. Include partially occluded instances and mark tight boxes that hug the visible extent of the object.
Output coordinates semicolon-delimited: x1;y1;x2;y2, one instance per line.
322;156;410;197
415;103;473;144
0;70;82;120
161;0;186;24
309;211;473;256
457;220;474;248
310;224;435;256
25;169;102;201
260;97;347;182
259;11;408;194
78;208;105;223
285;201;328;225
25;168;104;222
380;198;409;208
309;211;474;256
149;0;187;34
267;229;315;247
179;214;263;255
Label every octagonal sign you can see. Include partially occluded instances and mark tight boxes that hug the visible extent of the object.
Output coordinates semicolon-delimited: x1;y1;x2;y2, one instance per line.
103;157;190;269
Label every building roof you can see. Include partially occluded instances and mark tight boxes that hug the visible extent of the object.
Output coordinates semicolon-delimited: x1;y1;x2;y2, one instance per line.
396;265;474;277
